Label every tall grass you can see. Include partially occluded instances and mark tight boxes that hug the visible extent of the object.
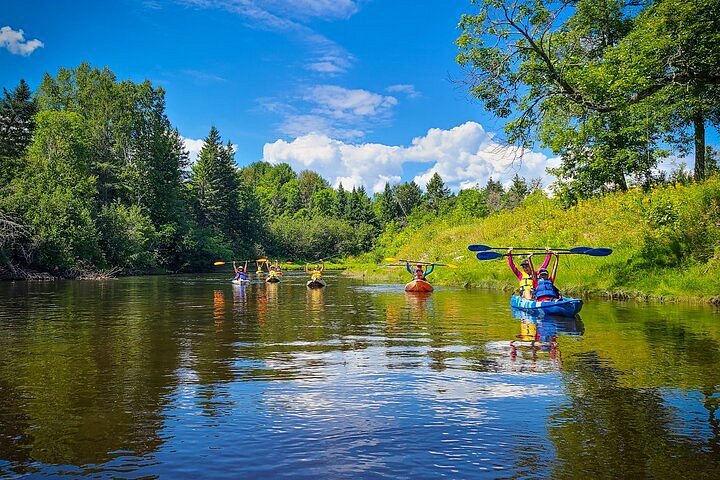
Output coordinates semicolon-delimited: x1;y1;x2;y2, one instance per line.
347;178;720;302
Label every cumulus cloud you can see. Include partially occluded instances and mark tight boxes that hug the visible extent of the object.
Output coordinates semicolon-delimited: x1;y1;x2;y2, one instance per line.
182;137;206;164
386;84;420;98
0;26;44;56
177;0;357;73
269;85;398;139
263;122;559;193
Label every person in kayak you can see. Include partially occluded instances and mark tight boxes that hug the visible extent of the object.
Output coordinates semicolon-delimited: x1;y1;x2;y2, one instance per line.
233;261;249;281
266;262;280;281
256;261;264;275
276;261;283;276
507;247;552;299
305;260;325;282
533;252;561;301
406;262;434;281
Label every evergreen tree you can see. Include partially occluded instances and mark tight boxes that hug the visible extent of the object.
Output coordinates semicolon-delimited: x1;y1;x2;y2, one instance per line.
393;181;423;220
425;172;451;214
504;174;529;209
0;79;37;186
378;182;399;225
335;182;348;218
189;127;241;245
484;178;505;212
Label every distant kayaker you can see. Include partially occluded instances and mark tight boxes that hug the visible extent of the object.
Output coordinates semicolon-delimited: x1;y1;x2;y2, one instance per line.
533;252;561;301
233;261;248;281
407;262;434;281
306;260;325;281
507;247;552;299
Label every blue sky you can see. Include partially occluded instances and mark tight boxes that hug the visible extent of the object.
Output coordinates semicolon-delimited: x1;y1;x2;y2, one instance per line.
0;0;702;192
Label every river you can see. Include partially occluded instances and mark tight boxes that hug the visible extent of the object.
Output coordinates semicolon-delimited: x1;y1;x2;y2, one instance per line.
1;273;719;478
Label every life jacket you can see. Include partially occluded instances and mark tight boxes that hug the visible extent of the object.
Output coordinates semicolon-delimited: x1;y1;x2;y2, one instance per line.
535;278;559;300
236;272;247;280
268;270;278;278
518;272;534;295
415;269;424;280
312;270;322;281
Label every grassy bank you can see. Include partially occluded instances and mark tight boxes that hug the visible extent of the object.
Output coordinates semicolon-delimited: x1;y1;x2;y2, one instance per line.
345;178;720;303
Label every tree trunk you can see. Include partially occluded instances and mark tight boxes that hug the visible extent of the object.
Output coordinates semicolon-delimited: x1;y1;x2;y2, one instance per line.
694;114;706;182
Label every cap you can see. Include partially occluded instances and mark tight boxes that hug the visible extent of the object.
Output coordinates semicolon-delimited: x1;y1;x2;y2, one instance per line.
538;268;549;275
520;259;530;267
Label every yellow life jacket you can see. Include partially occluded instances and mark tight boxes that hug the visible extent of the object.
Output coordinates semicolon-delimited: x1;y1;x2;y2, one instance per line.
312;270;323;281
268;270;278;278
518;272;533;294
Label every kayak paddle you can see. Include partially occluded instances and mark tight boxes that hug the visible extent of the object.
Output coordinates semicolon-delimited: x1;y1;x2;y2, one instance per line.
384;257;459;268
475;248;612;260
468;244;594;253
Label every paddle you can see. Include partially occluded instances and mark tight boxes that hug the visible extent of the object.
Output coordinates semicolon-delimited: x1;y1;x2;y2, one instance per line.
213;259;256;266
475;248;612;260
384;257;459;268
468;244;594;253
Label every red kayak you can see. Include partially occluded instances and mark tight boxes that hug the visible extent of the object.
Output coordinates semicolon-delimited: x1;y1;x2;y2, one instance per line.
405;279;433;292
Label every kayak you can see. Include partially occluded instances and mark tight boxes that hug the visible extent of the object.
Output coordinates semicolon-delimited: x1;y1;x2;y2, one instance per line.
307;279;326;289
405;279;433;292
266;276;280;283
510;295;583;317
231;278;250;285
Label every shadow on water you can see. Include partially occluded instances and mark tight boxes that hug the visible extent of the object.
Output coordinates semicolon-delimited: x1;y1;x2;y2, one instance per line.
0;276;719;478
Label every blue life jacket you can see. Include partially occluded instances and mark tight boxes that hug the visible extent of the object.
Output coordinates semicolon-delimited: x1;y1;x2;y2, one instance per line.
235;272;248;280
535;278;559;299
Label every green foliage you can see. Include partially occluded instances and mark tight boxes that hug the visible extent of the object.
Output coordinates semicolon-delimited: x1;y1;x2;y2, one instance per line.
2;111;101;269
0;79;36;186
97;202;158;269
268;216;372;260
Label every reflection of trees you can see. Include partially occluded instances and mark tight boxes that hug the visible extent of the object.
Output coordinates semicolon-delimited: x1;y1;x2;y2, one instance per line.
0;279;182;471
549;351;720;478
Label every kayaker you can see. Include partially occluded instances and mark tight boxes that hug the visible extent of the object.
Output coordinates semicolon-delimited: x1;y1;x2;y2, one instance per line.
256;261;264;275
507;247;552;299
306;260;325;281
267;262;280;281
533;252;561;301
406;262;434;280
276;261;283;276
233;261;249;281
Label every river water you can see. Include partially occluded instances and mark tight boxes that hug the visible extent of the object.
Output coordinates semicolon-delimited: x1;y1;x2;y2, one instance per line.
0;273;719;479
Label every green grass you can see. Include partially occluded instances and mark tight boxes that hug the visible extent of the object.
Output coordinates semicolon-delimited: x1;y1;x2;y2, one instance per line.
345;178;720;303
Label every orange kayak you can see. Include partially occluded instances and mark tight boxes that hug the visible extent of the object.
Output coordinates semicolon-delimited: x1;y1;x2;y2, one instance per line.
405;279;433;292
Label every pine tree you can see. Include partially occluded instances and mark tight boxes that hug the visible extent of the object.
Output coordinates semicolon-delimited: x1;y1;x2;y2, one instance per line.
378;182;399;225
189;127;240;242
335;182;348;218
0;79;37;186
425;172;451;214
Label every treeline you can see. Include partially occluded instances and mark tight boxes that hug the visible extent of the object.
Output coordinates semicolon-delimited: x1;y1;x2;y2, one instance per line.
0;64;540;277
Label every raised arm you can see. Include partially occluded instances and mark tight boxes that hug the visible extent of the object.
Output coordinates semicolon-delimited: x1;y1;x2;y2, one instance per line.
406;262;413;275
550;252;559;282
540;247;552;270
507;247;522;279
320;260;325;272
527;254;537;284
425;264;435;276
305;263;311;274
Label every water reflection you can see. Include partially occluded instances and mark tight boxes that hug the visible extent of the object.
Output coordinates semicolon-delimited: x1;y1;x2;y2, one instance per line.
1;277;720;478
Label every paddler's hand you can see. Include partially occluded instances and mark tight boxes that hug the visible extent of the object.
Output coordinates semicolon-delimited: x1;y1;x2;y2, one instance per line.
545;246;551;253
507;247;513;254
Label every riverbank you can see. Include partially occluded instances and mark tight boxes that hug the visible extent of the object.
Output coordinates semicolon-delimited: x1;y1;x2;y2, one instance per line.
344;178;720;304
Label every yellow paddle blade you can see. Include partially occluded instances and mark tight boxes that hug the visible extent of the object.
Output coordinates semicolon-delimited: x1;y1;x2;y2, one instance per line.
285;260;293;264
445;263;459;269
384;257;399;263
213;261;226;266
256;258;268;263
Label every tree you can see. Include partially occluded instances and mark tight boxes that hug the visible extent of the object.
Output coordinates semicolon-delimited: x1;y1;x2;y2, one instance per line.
456;0;720;190
0;79;37;186
377;182;399;225
297;170;329;209
189;127;241;246
393;181;424;220
425;172;451;214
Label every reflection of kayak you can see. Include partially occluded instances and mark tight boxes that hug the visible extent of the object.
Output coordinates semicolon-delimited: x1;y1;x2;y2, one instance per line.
405;279;433;292
307;279;326;289
510;295;582;317
266;276;280;283
231;279;250;285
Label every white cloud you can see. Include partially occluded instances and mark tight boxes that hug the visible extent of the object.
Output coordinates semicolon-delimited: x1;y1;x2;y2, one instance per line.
182;137;206;164
263;122;559;193
386;84;420;98
177;0;357;74
0;26;44;56
268;85;399;140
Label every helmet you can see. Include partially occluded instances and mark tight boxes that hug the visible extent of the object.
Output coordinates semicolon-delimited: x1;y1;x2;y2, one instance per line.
538;268;549;276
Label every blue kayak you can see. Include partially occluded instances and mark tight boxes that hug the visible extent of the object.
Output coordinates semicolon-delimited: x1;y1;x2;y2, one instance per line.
510;295;583;317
